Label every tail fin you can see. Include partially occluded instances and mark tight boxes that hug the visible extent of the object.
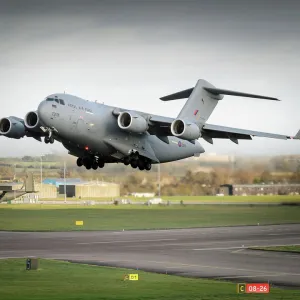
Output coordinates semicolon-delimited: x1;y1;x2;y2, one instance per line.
25;173;35;192
160;79;280;126
161;79;223;126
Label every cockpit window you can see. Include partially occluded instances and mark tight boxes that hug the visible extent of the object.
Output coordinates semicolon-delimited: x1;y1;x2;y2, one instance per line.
55;99;59;103
46;98;54;101
59;99;65;105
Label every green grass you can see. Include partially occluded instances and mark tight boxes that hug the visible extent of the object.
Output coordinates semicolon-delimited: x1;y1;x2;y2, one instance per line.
0;205;299;231
42;195;300;202
250;245;300;253
0;259;299;300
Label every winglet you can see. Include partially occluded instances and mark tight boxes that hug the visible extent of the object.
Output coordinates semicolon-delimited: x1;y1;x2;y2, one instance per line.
292;130;300;140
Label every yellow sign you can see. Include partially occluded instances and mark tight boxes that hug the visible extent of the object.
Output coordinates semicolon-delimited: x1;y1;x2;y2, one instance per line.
129;274;139;281
237;283;246;294
75;221;84;226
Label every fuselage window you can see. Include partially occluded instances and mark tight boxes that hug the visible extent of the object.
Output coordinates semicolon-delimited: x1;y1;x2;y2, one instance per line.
59;99;65;105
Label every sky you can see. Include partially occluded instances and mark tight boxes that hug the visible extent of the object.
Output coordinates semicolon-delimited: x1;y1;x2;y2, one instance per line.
0;0;299;157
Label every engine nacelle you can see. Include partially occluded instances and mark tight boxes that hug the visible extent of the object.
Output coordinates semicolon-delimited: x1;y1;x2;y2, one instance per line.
24;111;40;130
171;119;201;140
0;117;26;139
117;111;148;133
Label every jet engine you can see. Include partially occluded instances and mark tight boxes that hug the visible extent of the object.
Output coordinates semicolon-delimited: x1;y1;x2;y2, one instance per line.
0;117;26;139
117;111;148;133
171;119;201;140
24;111;40;130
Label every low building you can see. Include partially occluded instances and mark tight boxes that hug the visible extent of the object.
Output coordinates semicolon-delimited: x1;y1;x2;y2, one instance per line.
219;184;300;196
75;182;120;198
131;192;155;198
42;178;120;199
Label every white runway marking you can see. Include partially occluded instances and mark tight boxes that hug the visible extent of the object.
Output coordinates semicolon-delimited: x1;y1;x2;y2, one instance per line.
77;238;177;245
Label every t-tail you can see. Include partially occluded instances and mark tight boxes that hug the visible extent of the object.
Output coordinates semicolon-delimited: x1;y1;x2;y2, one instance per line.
160;79;280;126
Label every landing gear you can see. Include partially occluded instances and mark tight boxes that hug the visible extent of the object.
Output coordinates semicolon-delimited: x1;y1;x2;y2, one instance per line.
76;155;105;170
138;159;145;171
82;156;92;170
77;157;83;167
123;157;130;166
124;152;152;171
44;128;55;144
130;160;138;168
92;161;98;170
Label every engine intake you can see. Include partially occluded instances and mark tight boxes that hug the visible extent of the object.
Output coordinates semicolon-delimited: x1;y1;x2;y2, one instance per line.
171;119;200;140
0;117;26;139
24;111;40;130
118;111;148;133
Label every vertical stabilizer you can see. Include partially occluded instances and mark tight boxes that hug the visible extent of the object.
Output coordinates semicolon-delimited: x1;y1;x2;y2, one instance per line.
177;79;223;126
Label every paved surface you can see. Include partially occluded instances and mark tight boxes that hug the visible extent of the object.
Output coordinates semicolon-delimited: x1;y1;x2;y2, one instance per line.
1;224;300;287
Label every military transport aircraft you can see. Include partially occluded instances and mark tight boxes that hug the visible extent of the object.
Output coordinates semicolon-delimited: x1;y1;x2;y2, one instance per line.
0;79;299;171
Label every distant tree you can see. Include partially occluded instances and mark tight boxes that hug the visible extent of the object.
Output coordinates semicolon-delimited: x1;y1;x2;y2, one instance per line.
22;156;33;162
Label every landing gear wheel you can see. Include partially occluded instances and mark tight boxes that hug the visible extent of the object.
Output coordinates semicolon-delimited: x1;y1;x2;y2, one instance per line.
44;137;50;144
98;161;105;168
138;159;145;171
92;161;98;170
130;160;138;169
49;136;54;144
83;156;92;170
145;162;152;171
123;157;130;166
77;157;83;167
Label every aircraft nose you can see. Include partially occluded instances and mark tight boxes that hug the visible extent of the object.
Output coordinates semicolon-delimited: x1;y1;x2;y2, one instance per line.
37;101;49;124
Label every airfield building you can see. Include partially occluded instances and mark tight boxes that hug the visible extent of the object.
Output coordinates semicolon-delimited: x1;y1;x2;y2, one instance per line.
219;183;300;196
42;178;120;199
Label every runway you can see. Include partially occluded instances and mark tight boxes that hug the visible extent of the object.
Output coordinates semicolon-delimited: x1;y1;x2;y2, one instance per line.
1;224;300;287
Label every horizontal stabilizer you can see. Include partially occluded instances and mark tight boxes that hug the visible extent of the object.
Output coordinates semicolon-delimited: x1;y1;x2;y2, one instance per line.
160;86;279;101
160;88;193;101
203;87;280;101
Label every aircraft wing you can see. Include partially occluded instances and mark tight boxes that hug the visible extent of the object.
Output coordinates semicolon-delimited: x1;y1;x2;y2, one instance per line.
202;123;300;142
148;115;174;136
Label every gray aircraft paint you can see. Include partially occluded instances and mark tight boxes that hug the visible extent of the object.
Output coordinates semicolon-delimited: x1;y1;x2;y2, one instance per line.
38;93;204;163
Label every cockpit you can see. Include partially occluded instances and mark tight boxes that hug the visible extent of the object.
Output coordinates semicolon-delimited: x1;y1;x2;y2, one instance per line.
45;97;65;105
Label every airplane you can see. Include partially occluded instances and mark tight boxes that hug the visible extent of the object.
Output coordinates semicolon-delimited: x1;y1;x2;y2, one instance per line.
0;173;35;203
0;79;299;171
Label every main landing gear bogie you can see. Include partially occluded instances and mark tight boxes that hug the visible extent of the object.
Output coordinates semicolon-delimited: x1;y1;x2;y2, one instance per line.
125;153;152;171
77;156;105;170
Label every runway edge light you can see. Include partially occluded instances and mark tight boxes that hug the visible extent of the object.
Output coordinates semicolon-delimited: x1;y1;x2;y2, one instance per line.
75;221;84;226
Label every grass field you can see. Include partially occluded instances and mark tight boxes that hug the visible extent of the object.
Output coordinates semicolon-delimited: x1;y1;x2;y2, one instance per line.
0;204;299;231
0;259;299;300
250;245;300;253
42;195;300;202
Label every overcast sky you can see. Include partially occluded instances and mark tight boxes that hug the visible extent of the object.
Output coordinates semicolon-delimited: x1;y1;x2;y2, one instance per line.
0;0;299;157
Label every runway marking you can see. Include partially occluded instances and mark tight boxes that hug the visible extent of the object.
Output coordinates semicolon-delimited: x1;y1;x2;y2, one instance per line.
77;238;177;245
193;246;244;251
216;274;283;279
129;259;300;276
